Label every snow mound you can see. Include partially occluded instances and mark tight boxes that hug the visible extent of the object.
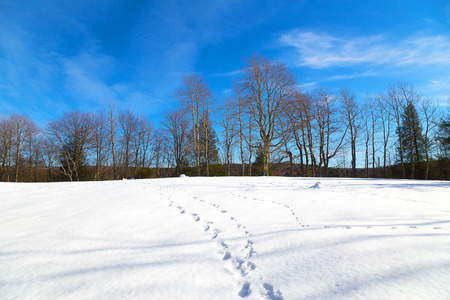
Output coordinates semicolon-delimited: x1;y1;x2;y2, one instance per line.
179;174;187;178
309;181;322;189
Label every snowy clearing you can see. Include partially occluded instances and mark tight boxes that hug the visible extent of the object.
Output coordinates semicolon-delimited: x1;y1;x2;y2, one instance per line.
1;177;449;300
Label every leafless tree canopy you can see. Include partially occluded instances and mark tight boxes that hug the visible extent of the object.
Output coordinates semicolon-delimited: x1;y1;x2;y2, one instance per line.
239;55;296;176
0;55;448;181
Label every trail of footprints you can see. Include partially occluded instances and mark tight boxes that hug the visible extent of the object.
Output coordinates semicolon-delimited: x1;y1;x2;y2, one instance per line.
162;184;442;299
231;189;443;232
155;183;442;232
168;192;283;299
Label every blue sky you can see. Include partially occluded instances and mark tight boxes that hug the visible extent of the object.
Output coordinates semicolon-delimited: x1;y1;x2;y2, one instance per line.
1;0;449;125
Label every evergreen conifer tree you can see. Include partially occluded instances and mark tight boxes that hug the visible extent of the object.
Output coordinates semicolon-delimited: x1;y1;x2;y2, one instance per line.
437;108;450;158
398;102;424;178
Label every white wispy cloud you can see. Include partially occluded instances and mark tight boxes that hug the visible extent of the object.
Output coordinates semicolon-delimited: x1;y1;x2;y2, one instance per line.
63;52;118;104
298;82;318;90
279;31;450;68
325;70;377;81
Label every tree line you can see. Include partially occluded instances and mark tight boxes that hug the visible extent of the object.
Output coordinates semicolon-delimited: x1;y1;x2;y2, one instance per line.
1;55;449;182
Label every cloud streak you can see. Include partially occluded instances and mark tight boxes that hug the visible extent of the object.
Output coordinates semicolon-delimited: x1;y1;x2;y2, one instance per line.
279;31;450;68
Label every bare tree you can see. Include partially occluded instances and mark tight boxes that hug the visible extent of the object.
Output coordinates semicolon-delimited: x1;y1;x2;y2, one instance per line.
290;91;315;177
106;103;118;180
175;74;213;176
366;96;378;177
315;88;347;177
118;110;138;178
10;114;37;182
134;115;154;170
339;87;361;178
92;111;109;180
220;97;237;176
161;109;189;176
246;109;255;176
421;97;439;180
25;122;41;181
362;101;372;178
240;55;296;176
46;111;94;181
377;93;392;178
40;137;56;181
383;83;407;178
0;114;13;181
201;108;214;176
150;129;167;177
233;84;247;176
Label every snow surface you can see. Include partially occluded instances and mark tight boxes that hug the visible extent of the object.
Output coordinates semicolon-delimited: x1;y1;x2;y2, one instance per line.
1;177;449;300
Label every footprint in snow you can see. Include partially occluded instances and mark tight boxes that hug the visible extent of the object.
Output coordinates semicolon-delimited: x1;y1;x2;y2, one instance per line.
261;283;284;300
211;229;221;239
242;240;256;258
220;240;229;249
221;210;227;214
223;251;232;260
191;213;200;221
238;281;251;298
234;258;256;276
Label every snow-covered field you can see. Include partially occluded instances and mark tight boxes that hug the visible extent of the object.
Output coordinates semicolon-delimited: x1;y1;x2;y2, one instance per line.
1;177;449;300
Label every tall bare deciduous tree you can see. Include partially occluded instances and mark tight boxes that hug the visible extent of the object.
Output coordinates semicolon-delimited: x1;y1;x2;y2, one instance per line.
25;122;41;182
301;92;317;176
0;114;13;181
339;87;361;178
175;74;213;176
220;97;237;176
421;97;439;180
376;93;392;178
118;110;138;178
315;88;347;177
233;84;247;176
10;114;37;182
106;103;118;180
134;115;154;170
46;111;94;181
92;111;108;181
362;100;372;178
161;109;189;176
288;90;305;176
383;83;407;178
240;55;296;176
366;96;378;177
